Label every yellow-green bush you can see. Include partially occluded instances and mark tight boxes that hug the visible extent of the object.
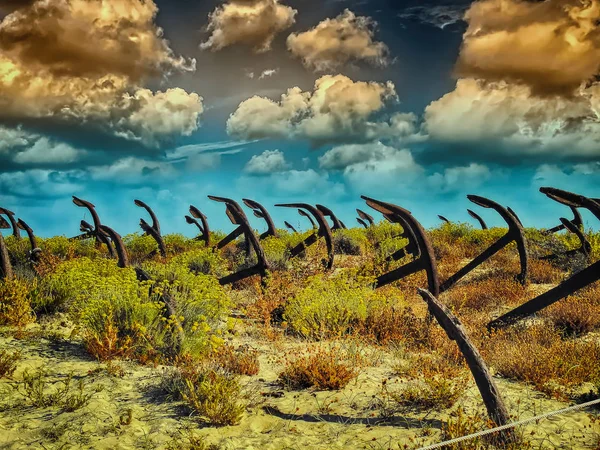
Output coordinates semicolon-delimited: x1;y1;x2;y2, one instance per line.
0;276;35;328
123;233;159;262
332;228;368;255
39;236;100;260
283;271;388;339
261;235;290;270
164;234;206;255
168;248;228;277
42;257;230;361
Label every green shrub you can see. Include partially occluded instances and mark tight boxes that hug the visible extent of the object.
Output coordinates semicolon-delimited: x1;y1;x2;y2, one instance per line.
332;228;367;255
283;272;387;339
123;233;159;262
261;235;290;270
168;248;228;277
0;276;35;327
42;257;229;361
0;350;21;378
163;364;246;426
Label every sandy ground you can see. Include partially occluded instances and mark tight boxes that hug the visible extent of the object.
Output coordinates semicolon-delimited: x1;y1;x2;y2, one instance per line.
0;311;598;450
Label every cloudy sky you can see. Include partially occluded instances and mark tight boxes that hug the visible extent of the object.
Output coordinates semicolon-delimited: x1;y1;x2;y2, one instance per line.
1;0;599;237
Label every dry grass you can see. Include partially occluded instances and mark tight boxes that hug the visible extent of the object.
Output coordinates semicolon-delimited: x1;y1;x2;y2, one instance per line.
442;277;528;313
214;344;260;376
483;324;600;398
0;349;20;378
542;293;600;336
527;259;564;284
278;346;359;390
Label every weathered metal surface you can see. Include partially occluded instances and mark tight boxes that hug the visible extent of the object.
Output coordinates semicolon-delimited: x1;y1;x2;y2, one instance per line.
541;217;591;261
544;206;583;235
418;289;514;441
99;225;129;268
0;231;13;279
316;204;346;230
72;197;103;248
507;207;524;227
16;219;41;263
189;206;210;247
356;209;374;226
489;187;600;329
439;195;528;293
438;215;450;224
357;218;368;229
467;209;488;230
363;196;440;295
298;209;317;229
284;221;297;233
135;200;166;258
0;207;21;239
209;196;270;285
243;199;278;239
276;203;334;270
0;216;10;230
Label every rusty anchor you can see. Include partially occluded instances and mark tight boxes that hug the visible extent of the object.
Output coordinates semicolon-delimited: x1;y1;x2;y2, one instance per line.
418;289;514;443
135;200;166;258
298;209;317;229
99;225;130;268
438;215;451;224
187;205;210;247
507;207;524;227
209;196;270;285
439;195;528;293
357;218;368;229
0;207;21;239
489;188;600;330
71;196;117;253
284;221;297;233
362;196;440;294
0;231;12;279
467;209;488;230
316;204;346;230
276;203;334;270
16;219;41;263
540;217;591;262
357;209;374;226
543;206;583;235
243;199;278;239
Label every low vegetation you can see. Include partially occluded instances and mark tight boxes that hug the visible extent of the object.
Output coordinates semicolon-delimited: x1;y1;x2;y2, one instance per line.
0;224;599;448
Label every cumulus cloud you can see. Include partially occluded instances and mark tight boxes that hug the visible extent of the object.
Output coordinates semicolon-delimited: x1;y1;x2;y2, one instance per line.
428;163;491;193
424;78;600;161
287;9;389;71
0;0;194;80
456;0;600;96
0;126;31;154
0;169;85;198
319;141;423;191
228;74;420;146
89;157;177;184
244;149;290;175
201;0;296;53
12;138;85;165
0;0;203;148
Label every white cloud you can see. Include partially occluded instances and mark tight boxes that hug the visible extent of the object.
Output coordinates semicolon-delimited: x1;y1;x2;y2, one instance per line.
201;0;297;53
424;78;600;160
0;0;203;148
244;149;290;175
287;9;389;71
227;74;420;146
13;138;85;165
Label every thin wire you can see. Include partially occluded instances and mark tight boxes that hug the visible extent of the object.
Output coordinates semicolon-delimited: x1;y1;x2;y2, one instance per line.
417;397;600;450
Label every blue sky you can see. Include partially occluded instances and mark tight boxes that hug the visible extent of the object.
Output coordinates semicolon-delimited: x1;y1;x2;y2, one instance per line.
0;0;599;238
